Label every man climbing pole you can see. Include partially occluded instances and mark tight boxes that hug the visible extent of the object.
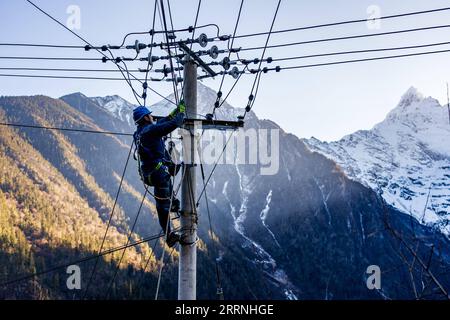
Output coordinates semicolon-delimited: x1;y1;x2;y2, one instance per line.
133;101;186;247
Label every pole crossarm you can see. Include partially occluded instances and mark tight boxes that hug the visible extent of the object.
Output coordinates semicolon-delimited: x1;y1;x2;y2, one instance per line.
178;43;217;77
153;116;244;130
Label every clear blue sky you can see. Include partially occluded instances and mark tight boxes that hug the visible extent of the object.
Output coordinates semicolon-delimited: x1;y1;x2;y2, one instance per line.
1;0;450;141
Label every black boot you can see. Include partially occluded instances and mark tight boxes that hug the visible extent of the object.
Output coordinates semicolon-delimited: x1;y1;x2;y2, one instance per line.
170;198;180;213
166;232;180;248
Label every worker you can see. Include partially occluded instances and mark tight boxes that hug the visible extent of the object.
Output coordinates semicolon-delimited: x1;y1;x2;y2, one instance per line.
133;101;185;247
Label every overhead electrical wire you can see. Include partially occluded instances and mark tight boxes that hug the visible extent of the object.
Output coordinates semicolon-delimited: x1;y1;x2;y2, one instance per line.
0;73;151;81
159;0;180;104
82;143;134;299
24;0;176;107
0;122;134;136
250;48;450;73
0;67;147;72
143;0;160;107
232;6;450;39
212;0;244;117
266;40;450;63
105;190;148;298
239;24;450;52
0;232;166;288
244;0;282;118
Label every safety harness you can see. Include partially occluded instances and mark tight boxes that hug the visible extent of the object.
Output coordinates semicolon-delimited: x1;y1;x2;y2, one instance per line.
133;131;164;186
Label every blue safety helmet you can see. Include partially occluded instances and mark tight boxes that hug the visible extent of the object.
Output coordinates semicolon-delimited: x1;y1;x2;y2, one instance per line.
133;106;152;124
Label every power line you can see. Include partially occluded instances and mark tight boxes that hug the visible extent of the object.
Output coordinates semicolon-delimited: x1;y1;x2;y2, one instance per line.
167;0;184;86
5;46;450;82
180;0;202;101
159;0;180;104
232;6;450;39
244;0;282;117
188;0;202;52
23;0;153;108
239;24;450;52
105;189;148;298
268;48;450;71
0;25;219;49
0;232;165;288
82;142;134;299
143;0;159;107
0;122;134;136
0;73;154;81
196;131;235;206
267;40;450;63
23;0;176;107
0;56;99;61
212;0;244;116
0;67;149;73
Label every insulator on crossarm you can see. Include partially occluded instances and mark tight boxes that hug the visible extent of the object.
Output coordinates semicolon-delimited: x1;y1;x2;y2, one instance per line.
221;57;231;70
198;33;208;47
175;77;183;84
230;66;240;79
167;31;176;40
209;45;219;59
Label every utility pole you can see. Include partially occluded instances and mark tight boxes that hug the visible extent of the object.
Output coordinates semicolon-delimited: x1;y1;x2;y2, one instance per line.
171;37;243;301
179;57;198;300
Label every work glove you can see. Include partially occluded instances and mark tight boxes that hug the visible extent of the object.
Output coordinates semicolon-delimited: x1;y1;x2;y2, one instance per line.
169;100;186;118
177;100;186;114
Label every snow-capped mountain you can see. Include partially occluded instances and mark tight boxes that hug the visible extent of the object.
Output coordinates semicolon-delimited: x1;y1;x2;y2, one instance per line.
90;95;136;127
305;87;450;235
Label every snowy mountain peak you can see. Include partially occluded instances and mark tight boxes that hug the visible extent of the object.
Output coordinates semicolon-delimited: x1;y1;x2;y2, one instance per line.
90;95;136;127
305;87;450;235
398;86;423;107
382;87;445;131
